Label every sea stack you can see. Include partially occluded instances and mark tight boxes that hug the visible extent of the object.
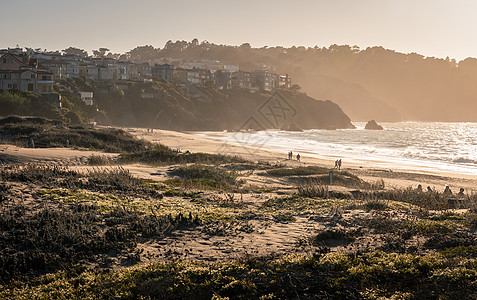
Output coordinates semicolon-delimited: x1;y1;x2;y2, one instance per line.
365;120;384;130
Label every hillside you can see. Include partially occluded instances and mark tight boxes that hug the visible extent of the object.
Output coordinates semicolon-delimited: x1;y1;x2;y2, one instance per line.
74;79;354;130
125;41;477;122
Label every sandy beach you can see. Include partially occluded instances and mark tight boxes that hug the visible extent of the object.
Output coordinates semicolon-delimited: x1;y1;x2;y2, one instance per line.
124;128;477;193
2;126;477;202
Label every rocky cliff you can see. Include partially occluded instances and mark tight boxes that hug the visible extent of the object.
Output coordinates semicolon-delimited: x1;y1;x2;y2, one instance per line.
93;81;355;131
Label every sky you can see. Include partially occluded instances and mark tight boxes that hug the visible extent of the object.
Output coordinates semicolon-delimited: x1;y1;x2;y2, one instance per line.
2;0;477;61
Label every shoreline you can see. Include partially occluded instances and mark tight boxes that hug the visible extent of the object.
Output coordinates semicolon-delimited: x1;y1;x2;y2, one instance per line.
127;127;477;192
2;126;477;193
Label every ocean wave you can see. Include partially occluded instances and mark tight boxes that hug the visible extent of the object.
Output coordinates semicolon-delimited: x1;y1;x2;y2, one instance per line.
199;122;477;174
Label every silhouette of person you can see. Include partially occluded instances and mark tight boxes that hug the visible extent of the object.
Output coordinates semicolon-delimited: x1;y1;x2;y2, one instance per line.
338;159;342;170
334;160;338;169
457;188;465;198
443;186;452;195
296;153;301;161
416;184;422;192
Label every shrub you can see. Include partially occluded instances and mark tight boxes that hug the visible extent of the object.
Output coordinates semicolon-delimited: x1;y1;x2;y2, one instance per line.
119;149;247;165
169;165;240;187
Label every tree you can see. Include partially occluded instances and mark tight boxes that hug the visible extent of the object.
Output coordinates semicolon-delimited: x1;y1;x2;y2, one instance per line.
93;48;110;58
62;47;88;57
190;38;199;47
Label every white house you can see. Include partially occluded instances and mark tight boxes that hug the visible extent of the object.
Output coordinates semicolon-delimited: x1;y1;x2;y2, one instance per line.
79;91;94;105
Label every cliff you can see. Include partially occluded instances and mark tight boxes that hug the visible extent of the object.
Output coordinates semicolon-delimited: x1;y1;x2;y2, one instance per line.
91;81;354;131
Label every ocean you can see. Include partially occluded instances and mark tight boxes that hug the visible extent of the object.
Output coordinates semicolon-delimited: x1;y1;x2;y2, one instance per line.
196;122;477;175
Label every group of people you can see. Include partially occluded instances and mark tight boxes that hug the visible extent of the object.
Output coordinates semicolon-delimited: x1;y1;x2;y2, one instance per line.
287;151;301;161
416;184;465;197
334;159;342;170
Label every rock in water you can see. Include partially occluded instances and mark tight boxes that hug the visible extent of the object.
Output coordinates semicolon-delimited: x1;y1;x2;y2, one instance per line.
365;120;383;130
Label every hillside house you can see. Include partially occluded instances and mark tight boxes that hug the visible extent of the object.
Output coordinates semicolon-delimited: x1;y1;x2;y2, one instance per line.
152;64;174;81
231;71;252;90
213;70;232;90
0;53;54;93
79;91;94;105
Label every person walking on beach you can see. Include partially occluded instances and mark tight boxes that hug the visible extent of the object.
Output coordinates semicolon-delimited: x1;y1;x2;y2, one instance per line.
296;153;301;161
334;160;339;169
337;159;342;170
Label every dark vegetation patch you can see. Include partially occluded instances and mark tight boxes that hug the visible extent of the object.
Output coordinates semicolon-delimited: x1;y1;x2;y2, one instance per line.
87;154;116;166
0;162;201;282
118;148;247;165
308;229;360;246
0;164;161;198
0;182;10;203
0;116;152;152
0;153;20;165
264;166;331;176
298;181;477;210
168;164;241;187
0;202;198;282
424;232;477;250
295;173;374;190
2;251;476;299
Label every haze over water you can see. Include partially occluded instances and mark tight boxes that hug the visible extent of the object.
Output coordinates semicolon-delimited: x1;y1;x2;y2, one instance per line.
198;122;477;175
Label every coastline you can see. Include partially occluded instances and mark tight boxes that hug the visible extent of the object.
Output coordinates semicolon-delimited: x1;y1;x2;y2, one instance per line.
128;127;477;192
2;127;477;192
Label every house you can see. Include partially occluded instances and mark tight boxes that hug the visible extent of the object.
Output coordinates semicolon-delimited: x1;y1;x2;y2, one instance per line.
116;61;128;80
0;53;54;93
172;67;210;85
65;60;80;78
271;73;280;90
252;70;273;92
80;63;99;81
279;74;292;88
137;63;152;80
213;70;232;90
224;65;239;73
41;60;68;80
79;91;94;105
173;68;188;83
187;68;211;85
128;63;140;80
151;64;174;81
0;53;30;70
231;71;252;90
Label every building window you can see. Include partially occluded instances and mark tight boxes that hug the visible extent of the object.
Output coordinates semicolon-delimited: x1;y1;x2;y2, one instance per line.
31;74;35;79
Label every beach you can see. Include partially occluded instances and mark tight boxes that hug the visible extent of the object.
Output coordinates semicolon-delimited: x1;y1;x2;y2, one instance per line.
127;127;477;193
2;126;477;197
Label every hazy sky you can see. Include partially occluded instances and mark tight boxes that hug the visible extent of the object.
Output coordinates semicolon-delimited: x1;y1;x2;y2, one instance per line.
2;0;477;60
